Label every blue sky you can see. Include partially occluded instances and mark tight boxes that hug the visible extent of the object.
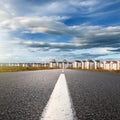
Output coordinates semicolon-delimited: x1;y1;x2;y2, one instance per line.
0;0;120;62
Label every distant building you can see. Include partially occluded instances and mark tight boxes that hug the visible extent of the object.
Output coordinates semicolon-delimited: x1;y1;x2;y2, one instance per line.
62;59;67;69
94;60;101;69
84;59;94;69
82;60;86;69
49;59;57;68
0;59;120;70
57;62;62;68
72;60;81;68
103;61;111;70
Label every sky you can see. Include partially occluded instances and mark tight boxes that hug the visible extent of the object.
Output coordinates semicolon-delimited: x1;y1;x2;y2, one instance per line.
0;0;120;63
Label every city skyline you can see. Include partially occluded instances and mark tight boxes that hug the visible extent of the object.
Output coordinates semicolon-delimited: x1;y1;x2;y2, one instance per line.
0;0;120;62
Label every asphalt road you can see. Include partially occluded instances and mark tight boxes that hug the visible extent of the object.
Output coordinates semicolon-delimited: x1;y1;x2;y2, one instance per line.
0;69;120;120
0;70;61;120
65;70;120;120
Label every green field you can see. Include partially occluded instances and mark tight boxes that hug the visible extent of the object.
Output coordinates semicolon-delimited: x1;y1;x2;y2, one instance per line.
0;66;55;72
0;66;120;73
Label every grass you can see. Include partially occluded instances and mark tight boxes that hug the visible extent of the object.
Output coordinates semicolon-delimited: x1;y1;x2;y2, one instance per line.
0;66;120;73
0;66;56;72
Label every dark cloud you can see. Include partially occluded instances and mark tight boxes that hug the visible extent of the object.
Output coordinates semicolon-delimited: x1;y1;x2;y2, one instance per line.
45;30;63;35
84;34;120;48
19;41;84;50
56;53;109;61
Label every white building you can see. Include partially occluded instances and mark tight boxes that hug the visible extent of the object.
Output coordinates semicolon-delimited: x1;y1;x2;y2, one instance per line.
68;62;72;68
103;61;111;70
117;61;120;70
110;61;120;70
0;59;120;70
81;60;86;69
49;59;57;68
94;60;101;69
72;60;81;68
57;62;62;68
84;59;94;69
62;59;68;69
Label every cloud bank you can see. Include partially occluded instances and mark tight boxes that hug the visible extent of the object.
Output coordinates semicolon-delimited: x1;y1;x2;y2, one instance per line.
0;0;120;62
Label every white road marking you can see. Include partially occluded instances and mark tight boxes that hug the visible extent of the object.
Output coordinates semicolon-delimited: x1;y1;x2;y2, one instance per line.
40;73;77;120
62;69;64;73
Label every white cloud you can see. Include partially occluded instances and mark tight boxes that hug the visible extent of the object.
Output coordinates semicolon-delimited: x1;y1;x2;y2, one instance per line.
0;16;67;31
1;16;120;50
0;54;12;60
1;0;108;17
0;0;120;62
11;40;85;49
75;47;116;55
96;53;120;60
1;16;120;36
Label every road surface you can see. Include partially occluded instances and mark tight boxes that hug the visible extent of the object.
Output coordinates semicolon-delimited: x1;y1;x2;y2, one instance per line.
65;70;120;120
0;69;120;120
0;70;61;120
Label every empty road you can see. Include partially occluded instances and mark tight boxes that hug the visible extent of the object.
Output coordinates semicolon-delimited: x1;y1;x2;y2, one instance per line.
0;69;120;120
